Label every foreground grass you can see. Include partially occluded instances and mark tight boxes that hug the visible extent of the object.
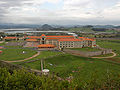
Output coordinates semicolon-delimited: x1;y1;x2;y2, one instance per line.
0;48;37;61
21;54;120;81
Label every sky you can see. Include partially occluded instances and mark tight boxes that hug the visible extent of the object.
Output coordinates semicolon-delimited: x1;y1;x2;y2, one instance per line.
0;0;120;25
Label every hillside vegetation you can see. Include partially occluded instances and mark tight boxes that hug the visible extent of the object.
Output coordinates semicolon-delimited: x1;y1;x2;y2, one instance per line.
69;27;94;33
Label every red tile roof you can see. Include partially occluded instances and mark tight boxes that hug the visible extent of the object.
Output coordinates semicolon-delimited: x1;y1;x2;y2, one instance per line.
26;35;95;42
46;38;71;40
41;34;46;37
46;38;59;40
0;50;2;53
79;37;95;41
38;44;55;48
26;39;37;42
46;36;74;38
84;38;95;41
27;36;41;39
58;38;83;42
0;47;4;49
79;37;85;38
4;37;17;39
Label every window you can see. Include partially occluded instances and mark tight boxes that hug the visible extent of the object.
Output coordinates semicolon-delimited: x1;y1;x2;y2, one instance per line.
42;38;45;40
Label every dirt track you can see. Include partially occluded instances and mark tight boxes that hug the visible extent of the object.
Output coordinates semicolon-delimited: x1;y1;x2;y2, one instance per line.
92;52;116;59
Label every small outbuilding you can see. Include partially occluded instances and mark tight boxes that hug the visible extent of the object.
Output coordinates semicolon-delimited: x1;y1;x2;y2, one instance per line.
38;44;55;48
42;69;50;75
0;50;3;54
0;46;4;49
26;39;37;42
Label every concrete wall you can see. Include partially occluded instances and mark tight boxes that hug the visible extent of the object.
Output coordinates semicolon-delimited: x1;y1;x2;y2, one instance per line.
63;49;112;57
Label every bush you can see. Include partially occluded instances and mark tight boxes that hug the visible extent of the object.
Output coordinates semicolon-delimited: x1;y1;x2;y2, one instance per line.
0;68;71;90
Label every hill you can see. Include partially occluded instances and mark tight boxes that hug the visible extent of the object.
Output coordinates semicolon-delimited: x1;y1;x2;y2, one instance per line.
41;24;53;30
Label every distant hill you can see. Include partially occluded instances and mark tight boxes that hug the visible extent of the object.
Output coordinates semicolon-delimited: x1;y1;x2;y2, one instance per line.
93;25;115;29
41;24;53;30
0;23;40;29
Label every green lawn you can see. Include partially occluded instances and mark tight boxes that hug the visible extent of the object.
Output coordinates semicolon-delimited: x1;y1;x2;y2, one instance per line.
20;39;120;79
97;40;120;57
97;39;120;62
12;51;63;64
0;48;37;61
0;42;5;46
30;51;62;60
21;54;120;86
69;47;100;52
11;39;120;87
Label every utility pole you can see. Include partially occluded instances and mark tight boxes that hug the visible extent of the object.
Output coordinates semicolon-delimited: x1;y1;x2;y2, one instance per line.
41;59;43;72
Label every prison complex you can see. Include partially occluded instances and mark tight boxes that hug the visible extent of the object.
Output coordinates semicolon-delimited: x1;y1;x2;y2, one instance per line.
4;34;96;49
24;34;96;49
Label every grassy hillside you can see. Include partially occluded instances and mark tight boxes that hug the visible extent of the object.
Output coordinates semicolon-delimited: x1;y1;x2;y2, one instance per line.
20;54;120;88
97;40;120;57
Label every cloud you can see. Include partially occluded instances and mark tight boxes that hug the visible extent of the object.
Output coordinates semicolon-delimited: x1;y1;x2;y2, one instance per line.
0;0;120;25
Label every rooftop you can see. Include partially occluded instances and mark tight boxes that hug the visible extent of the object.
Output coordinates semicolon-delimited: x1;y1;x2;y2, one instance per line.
38;44;55;48
4;37;17;39
26;39;37;42
58;38;83;42
27;36;41;39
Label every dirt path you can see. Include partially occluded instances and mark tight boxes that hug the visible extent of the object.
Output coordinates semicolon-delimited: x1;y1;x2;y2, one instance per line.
5;51;40;63
92;52;117;59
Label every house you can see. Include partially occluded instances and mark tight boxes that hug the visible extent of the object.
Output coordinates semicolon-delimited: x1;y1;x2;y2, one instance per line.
4;37;17;41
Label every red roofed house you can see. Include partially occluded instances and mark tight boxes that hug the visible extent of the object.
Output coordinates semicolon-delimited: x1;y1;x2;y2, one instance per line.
4;37;17;41
25;34;96;49
0;50;2;54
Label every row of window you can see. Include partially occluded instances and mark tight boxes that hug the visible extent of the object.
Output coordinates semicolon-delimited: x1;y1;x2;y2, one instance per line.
60;42;74;43
60;44;74;45
60;45;74;48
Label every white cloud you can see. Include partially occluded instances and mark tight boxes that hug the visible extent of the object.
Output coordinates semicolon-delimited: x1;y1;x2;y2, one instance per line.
1;0;120;25
102;2;120;20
